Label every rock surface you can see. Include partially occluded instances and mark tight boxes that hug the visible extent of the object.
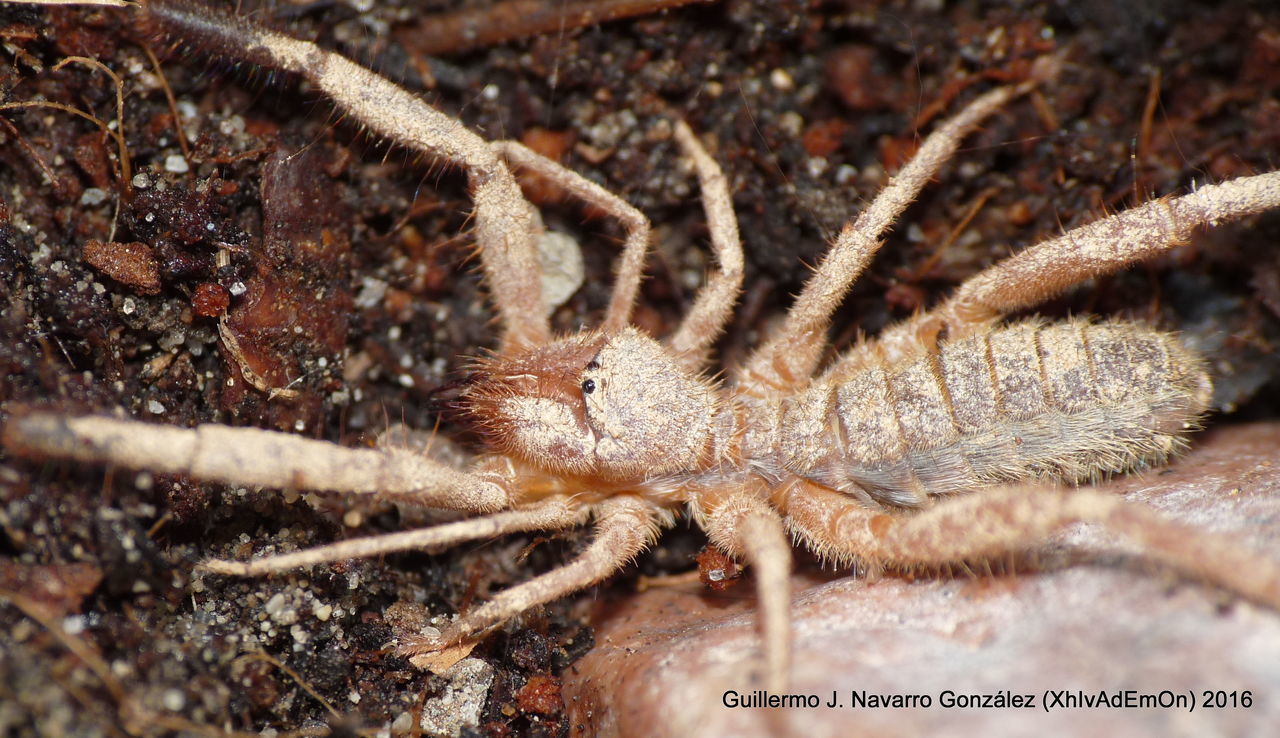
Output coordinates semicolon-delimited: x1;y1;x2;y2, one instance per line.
565;423;1280;737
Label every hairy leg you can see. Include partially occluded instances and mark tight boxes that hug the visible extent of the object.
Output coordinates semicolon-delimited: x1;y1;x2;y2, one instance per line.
398;495;664;655
938;173;1280;331
4;412;511;512
666;120;745;370
201;496;586;576
780;478;1280;609
135;0;549;351
825;171;1280;377
695;481;793;693
736;59;1056;396
492;140;653;333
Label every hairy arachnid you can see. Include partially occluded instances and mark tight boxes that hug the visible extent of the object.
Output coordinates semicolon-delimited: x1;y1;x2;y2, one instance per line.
4;0;1280;699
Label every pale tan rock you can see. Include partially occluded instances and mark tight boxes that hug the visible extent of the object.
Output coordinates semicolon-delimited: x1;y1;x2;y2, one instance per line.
565;423;1280;737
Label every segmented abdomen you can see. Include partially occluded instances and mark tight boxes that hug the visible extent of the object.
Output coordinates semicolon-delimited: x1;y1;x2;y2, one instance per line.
771;320;1212;507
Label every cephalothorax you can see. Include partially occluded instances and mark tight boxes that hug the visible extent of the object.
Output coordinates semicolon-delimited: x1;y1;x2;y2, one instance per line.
5;0;1280;693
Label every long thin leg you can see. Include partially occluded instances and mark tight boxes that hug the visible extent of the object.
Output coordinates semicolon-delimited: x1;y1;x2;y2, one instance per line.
941;172;1280;329
694;482;792;694
943;171;1280;340
737;60;1057;396
666;121;746;371
823;171;1280;378
201;497;586;575
398;495;662;655
492;140;651;333
139;0;549;351
4;412;511;513
779;478;1280;609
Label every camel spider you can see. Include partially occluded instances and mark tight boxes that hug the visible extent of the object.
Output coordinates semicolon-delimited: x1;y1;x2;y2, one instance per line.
5;0;1280;696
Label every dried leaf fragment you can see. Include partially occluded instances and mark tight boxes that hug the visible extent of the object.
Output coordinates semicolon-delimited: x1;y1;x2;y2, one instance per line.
83;239;161;294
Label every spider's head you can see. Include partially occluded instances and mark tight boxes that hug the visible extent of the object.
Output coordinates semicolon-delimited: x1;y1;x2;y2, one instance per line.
464;327;718;482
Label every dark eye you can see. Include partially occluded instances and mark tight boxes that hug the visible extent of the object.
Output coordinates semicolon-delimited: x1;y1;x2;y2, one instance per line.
581;378;596;394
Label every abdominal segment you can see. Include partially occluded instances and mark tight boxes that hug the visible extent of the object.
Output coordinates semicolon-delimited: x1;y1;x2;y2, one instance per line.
772;320;1212;507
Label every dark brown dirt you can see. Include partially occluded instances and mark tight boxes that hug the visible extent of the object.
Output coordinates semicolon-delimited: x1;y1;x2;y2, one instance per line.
1;1;1277;736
